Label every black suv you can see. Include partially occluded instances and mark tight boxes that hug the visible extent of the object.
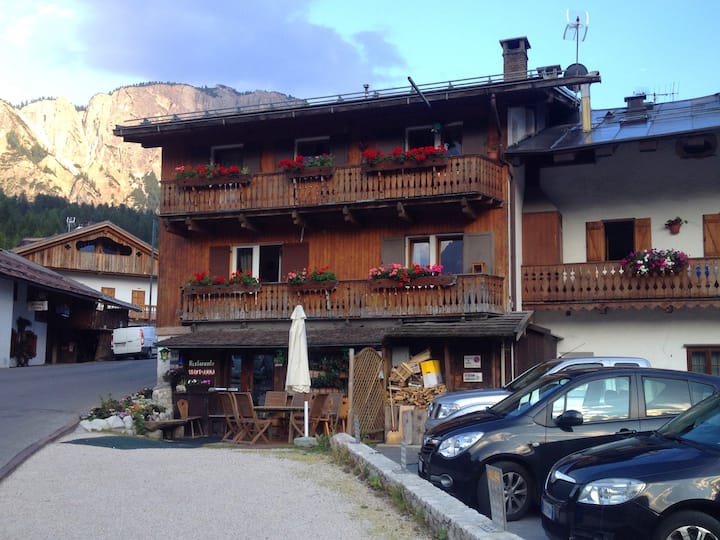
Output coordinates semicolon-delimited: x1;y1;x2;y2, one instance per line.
418;367;720;521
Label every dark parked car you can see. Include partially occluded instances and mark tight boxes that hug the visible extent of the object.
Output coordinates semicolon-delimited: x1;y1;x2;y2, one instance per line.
542;391;720;540
418;367;720;521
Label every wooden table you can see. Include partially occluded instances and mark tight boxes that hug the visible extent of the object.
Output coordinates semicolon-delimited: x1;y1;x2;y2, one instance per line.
253;405;304;443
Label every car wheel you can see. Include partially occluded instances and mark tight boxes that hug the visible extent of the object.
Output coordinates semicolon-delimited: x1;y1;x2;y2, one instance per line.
476;461;533;522
654;511;720;540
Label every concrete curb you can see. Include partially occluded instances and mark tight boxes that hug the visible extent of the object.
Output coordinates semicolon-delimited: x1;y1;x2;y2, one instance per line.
0;418;80;484
332;433;522;540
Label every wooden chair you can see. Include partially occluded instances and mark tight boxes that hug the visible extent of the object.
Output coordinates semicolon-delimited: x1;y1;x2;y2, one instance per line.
263;391;290;439
334;397;349;433
176;398;204;438
218;392;248;444
308;393;330;437
235;392;272;445
320;393;343;436
264;391;289;406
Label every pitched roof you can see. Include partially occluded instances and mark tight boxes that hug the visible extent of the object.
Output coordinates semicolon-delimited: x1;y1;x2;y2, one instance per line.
383;311;535;341
14;220;155;257
0;248;139;311
506;93;720;156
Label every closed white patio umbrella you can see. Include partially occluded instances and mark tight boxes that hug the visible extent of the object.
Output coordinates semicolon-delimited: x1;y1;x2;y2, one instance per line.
285;305;312;440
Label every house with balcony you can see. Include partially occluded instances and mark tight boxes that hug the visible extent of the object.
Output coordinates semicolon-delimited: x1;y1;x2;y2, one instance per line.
113;37;601;422
507;92;720;374
14;221;159;324
0;248;138;367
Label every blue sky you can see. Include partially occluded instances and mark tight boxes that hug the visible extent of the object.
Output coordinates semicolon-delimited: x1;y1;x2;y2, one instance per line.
1;0;718;109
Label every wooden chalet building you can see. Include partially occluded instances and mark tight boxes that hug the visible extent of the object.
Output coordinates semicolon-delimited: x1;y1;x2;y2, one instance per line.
14;221;159;324
114;37;600;413
0;249;138;367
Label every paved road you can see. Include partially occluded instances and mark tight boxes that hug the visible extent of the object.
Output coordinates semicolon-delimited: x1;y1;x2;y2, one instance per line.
0;359;155;477
376;443;546;540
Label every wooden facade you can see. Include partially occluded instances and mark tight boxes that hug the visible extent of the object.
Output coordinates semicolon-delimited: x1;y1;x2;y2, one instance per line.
115;53;595;405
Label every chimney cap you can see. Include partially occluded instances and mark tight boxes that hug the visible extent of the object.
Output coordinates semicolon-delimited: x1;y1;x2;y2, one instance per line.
499;37;531;51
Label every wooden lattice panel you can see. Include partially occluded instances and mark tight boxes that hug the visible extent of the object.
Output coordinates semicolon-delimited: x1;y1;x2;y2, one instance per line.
349;347;386;439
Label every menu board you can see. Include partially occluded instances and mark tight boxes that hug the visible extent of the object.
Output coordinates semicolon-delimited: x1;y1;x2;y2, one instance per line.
186;359;216;388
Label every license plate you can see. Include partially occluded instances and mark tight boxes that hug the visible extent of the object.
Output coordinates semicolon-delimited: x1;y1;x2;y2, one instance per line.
541;498;556;521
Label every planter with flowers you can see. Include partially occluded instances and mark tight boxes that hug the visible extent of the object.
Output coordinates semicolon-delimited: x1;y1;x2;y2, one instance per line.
174;164;251;188
361;146;448;174
278;154;334;181
621;248;689;276
183;271;261;295
664;217;687;235
287;266;338;292
368;263;456;290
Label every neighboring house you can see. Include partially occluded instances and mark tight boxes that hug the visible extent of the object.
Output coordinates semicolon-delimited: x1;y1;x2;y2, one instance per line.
14;221;159;324
506;92;720;373
113;37;601;419
0;249;139;367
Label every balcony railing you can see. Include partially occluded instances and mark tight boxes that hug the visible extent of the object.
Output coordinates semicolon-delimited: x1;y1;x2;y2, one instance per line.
522;258;720;310
178;274;505;322
160;155;504;216
129;305;157;322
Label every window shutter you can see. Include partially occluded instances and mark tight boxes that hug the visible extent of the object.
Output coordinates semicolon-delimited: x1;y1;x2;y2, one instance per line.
463;232;494;274
586;221;605;262
634;218;652;251
209;246;230;278
704;214;720;256
282;243;309;279
381;237;404;266
522;211;562;265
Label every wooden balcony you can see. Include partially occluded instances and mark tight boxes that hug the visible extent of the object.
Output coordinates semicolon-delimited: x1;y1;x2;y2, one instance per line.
178;274;505;323
159;155;504;220
129;304;156;322
522;258;720;312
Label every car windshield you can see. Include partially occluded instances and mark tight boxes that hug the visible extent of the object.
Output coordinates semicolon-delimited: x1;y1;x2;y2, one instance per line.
657;392;720;447
505;359;563;392
491;375;571;418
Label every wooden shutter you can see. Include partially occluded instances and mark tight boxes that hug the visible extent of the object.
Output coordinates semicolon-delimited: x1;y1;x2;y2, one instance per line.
463;232;494;274
281;243;309;279
209;245;230;278
131;290;145;306
522;211;562;265
381;237;404;266
704;214;720;256
634;218;652;251
586;221;605;262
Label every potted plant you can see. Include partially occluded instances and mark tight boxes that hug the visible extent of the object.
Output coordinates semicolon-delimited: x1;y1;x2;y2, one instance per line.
621;248;689;276
278;154;334;180
287;266;337;292
665;216;687;234
361;146;447;173
367;263;456;289
174;163;251;188
229;270;261;293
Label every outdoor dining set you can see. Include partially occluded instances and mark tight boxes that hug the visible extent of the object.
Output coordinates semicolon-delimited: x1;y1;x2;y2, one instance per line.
216;390;348;445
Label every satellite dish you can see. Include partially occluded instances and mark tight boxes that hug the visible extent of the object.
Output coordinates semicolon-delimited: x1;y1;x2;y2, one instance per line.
564;63;588;92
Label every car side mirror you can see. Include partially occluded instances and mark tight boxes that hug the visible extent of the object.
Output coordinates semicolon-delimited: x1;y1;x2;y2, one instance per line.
556;409;584;427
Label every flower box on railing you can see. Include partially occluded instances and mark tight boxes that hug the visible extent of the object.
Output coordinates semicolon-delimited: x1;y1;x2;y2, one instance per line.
369;278;407;290
176;174;252;189
288;280;338;293
183;283;261;295
285;167;335;181
361;157;447;174
408;275;457;288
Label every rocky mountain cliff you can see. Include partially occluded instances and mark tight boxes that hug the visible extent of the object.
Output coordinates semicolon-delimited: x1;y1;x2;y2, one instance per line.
0;84;293;209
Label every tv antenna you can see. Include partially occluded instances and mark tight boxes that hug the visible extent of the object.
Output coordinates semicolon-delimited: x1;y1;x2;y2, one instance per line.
66;216;76;232
563;9;589;66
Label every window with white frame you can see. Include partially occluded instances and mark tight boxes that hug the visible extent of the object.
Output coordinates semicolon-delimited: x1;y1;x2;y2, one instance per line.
212;144;244;167
407;234;463;274
232;244;282;283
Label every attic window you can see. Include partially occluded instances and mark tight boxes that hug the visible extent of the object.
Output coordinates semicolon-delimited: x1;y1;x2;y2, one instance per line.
76;237;132;256
676;134;717;159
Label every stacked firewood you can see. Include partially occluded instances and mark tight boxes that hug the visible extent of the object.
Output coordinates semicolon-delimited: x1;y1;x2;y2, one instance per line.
388;384;447;408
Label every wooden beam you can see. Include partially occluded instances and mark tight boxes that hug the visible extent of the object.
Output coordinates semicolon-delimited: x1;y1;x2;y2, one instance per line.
291;210;306;227
184;218;205;233
461;197;476;219
163;219;187;237
396;202;412;223
238;215;257;232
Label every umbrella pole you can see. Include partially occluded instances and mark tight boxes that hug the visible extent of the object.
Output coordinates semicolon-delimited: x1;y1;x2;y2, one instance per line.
304;400;309;438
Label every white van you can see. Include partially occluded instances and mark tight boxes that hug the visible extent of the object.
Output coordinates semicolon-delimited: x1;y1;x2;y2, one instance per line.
111;326;158;359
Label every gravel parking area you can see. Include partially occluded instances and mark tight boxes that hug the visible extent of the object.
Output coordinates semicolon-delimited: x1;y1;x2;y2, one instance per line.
0;429;433;540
